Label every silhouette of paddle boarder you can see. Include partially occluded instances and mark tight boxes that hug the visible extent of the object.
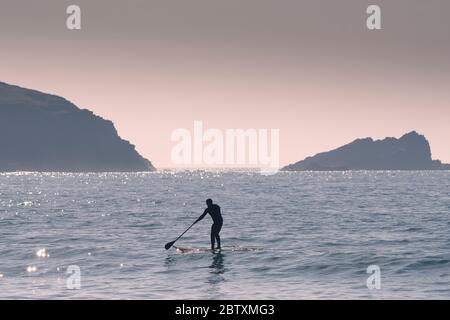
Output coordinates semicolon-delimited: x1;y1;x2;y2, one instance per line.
195;199;223;250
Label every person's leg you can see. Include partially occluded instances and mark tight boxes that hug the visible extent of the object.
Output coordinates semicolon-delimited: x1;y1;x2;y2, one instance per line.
210;224;216;250
216;234;221;249
215;223;222;249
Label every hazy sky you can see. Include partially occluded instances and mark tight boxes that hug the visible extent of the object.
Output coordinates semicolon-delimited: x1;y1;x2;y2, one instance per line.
1;0;449;168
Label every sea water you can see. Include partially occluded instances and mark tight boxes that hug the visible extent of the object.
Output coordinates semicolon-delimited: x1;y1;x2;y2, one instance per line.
0;171;449;299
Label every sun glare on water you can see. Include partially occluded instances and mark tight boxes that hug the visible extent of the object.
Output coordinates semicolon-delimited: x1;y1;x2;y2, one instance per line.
27;266;37;273
36;248;49;258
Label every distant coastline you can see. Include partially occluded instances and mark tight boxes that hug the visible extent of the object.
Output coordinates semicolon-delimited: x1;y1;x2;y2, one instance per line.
282;131;450;171
1;81;449;173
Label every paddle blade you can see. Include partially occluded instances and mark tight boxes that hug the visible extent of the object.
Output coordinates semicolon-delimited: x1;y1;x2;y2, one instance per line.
165;241;175;250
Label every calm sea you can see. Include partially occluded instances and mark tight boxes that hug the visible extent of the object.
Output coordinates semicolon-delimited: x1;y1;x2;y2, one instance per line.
0;171;449;299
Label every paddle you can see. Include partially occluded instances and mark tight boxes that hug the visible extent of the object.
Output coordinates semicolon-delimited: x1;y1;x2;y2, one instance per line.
165;219;198;250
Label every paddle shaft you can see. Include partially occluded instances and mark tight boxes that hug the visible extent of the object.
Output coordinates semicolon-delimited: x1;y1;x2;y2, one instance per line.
171;220;197;245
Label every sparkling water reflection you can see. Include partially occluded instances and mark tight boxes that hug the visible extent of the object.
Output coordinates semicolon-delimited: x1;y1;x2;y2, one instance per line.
0;171;449;299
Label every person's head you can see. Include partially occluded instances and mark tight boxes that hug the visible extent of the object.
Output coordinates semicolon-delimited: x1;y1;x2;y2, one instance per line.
206;198;213;207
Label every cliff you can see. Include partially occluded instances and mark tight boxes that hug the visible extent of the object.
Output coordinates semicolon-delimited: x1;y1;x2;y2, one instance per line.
282;131;450;171
0;82;155;172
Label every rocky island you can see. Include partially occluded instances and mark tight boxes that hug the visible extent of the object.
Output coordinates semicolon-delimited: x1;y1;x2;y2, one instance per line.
0;82;155;172
282;131;450;171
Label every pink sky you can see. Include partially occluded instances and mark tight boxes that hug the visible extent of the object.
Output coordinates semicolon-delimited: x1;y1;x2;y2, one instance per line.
1;1;449;168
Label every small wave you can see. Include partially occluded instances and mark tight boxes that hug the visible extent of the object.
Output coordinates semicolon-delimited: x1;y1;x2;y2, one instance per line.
17;201;33;207
399;258;450;272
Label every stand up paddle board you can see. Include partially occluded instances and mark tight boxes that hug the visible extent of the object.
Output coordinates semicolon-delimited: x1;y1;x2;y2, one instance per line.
173;245;261;254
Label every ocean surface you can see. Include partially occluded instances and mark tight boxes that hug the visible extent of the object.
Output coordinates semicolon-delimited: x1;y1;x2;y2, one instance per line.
0;171;449;299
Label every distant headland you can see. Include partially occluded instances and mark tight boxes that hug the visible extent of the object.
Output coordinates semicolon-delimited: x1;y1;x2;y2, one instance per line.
282;131;450;171
0;82;155;172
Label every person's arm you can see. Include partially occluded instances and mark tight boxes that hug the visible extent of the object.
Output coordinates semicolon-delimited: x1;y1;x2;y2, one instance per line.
195;209;208;224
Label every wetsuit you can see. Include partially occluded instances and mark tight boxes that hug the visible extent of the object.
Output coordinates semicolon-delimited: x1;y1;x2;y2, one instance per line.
197;204;223;249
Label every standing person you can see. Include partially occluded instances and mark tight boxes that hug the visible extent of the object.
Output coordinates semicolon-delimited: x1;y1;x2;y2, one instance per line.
195;199;223;250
